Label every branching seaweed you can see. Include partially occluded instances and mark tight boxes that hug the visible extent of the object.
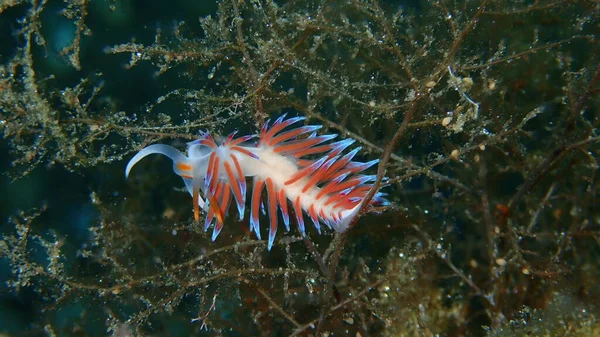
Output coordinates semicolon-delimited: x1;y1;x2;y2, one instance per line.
0;0;599;336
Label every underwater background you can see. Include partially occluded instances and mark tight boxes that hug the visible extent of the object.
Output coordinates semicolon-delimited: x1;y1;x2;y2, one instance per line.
0;0;599;336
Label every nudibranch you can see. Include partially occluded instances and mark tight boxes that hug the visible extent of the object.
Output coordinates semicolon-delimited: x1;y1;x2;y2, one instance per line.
125;115;387;250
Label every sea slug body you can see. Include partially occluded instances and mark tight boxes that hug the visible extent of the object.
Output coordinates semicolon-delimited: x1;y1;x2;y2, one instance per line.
125;115;387;250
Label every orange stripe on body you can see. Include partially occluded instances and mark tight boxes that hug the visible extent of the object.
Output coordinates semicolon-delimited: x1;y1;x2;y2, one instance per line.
196;138;218;149
328;192;361;210
206;181;225;227
223;132;236;145
251;179;264;221
176;162;193;179
265;178;278;239
284;165;313;186
219;183;231;215
273;138;325;154
208;155;220;194
296;159;313;167
319;158;349;182
277;189;288;222
307;204;318;223
301;168;327;193
228;136;246;147
323;167;354;183
315;181;336;200
213;182;231;234
262;118;296;143
322;178;362;203
315;170;355;200
324;192;347;207
229;154;245;180
300;157;338;193
329;199;352;211
176;162;192;171
206;152;216;186
292;144;334;158
331;211;340;223
223;161;243;209
267;128;308;147
293;196;305;234
231;146;256;159
192;189;200;222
